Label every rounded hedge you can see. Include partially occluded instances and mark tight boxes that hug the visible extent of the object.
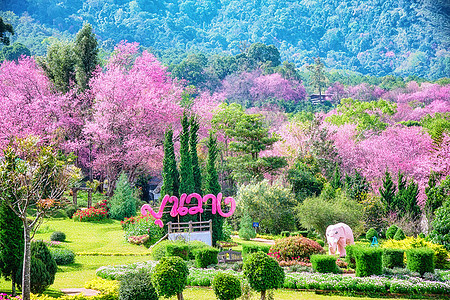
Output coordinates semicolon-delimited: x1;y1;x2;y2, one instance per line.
394;228;406;241
119;270;158;300
194;247;219;268
243;251;284;293
382;248;405;269
355;247;383;277
406;248;434;275
65;205;78;219
151;256;189;298
310;254;341;274
269;236;324;261
50;231;66;242
365;228;378;242
212;272;242;300
49;248;75;265
386;225;399;240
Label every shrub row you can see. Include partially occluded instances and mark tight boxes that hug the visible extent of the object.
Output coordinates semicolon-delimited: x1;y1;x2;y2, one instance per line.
241;244;271;256
150;240;209;261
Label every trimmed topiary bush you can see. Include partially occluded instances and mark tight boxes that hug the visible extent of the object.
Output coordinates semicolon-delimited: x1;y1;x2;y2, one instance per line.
281;231;290;237
212;272;242;300
242;244;271;256
316;239;325;247
345;244;364;269
269;236;324;262
382;248;405;269
50;231;66;242
365;228;378;242
386;225;399;240
406;248;434;275
243;252;284;300
49;248;75;265
151;256;189;300
394;228;406;240
166;242;189;260
310;254;341;274
188;241;209;259
195;247;219;268
355;247;383;277
119;269;158;300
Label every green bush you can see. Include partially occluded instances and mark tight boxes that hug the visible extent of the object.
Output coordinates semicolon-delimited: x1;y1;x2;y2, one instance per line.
243;252;284;299
109;172;137;221
195;247;219;268
310;254;341;274
65;205;78;219
188;241;209;259
242;244;271;256
150;240;208;261
316;239;325;247
50;231;66;242
394;228;406;240
49;247;75;265
345;244;363;269
418;233;425;239
239;210;256;240
119;269;158;300
166;242;190;260
269;236;324;261
386;225;399;240
430;201;450;250
151;256;189;299
365;228;378;242
212;272;242;300
150;240;170;260
355;247;383;277
382;248;405;269
281;231;290;237
122;216;164;247
406;248;434;275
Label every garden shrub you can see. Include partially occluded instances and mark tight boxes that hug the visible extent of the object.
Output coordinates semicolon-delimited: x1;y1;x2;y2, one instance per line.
281;231;290;237
239;210;256;240
166;242;189;260
150;240;170;260
382;236;448;269
109;172;137;221
430;201;450;250
119;269;158;300
212;272;242;300
151;256;189;299
195;247;219;268
310;254;341;274
316;239;325;247
365;228;378;242
65;205;78;219
394;228;406;240
386;225;399;240
406;248;434;275
418;233;425;239
73;207;108;222
355;247;383;277
122;215;164;247
345;244;364;269
49;247;75;265
188;241;209;259
382;248;404;269
242;244;271;256
50;231;66;242
269;236;324;262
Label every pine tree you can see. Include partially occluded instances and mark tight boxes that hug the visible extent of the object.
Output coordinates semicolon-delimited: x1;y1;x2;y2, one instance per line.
179;112;194;195
393;172;407;215
380;170;396;213
330;164;342;189
239;209;256;241
404;180;421;220
160;128;180;198
190;116;202;195
74;23;99;91
205;132;223;245
109;172;137;220
0;201;24;296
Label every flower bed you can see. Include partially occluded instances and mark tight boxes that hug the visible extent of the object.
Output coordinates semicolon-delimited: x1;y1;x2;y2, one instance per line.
72;207;107;222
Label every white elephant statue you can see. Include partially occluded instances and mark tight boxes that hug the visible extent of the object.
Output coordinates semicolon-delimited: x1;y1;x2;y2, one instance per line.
326;223;354;257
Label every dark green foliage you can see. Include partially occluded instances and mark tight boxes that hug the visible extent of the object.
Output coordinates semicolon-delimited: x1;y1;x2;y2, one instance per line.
119;269;158;300
74;23;99;91
166;243;190;260
345;170;370;202
306;57;327;95
0;17;14;45
287;164;323;201
109;172;137;221
242;244;271;256
393;173;421;220
430;201;450;250
386;225;399;239
380;170;396;213
345;244;366;269
243;252;284;299
316;239;325;247
150;240;208;260
187;241;209;259
394;228;406;241
239;210;256;240
246;42;281;67
355;247;383;277
280;231;290;237
1;42;31;61
189;116;202;195
50;231;66;242
170;54;208;88
365;228;378;242
49;248;75;265
212;272;242;300
0;201;23;294
382;248;405;269
406;248;434;275
179;112;194;195
151;256;189;299
65;205;78;219
310;254;341;274
330;165;342;190
194;247;219;268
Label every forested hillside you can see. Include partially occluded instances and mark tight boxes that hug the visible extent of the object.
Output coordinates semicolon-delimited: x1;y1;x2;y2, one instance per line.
1;0;449;79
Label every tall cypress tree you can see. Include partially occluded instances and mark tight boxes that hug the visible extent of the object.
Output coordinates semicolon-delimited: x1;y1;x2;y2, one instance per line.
0;201;24;296
393;171;407;215
205;132;223;244
380;170;396;213
331;164;342;189
190;116;202;195
74;23;99;91
179;112;194;195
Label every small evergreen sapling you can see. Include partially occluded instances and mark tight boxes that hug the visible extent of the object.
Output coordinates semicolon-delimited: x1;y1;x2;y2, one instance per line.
109;172;137;221
394;228;406;240
386;225;399;239
239;210;256;241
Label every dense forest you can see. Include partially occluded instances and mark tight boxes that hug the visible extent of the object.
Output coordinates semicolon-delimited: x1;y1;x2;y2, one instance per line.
1;0;449;79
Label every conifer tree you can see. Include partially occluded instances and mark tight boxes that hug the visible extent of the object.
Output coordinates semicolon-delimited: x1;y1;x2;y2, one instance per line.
109;172;137;220
0;201;24;296
190;116;202;195
393;172;407;215
160;128;180;198
179;112;194;195
331;164;342;189
74;23;99;91
205;132;223;244
380;170;396;213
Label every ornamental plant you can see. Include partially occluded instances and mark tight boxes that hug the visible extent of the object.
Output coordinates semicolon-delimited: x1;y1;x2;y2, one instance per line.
122;215;164;247
310;254;341;274
382;248;405;269
366;228;378;242
355;247;383;277
386;225;399;239
119;269;158;300
194;247;219;268
269;235;324;262
72;207;107;222
406;248;434;275
243;252;285;300
212;272;242;300
151;256;189;300
394;228;406;240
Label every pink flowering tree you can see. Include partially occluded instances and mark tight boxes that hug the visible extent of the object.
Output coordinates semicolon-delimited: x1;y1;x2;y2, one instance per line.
84;42;183;190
